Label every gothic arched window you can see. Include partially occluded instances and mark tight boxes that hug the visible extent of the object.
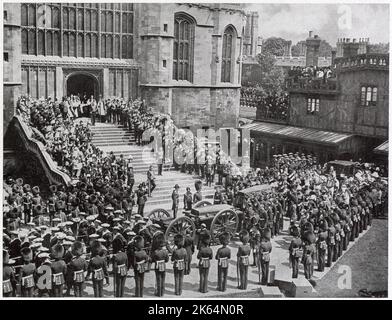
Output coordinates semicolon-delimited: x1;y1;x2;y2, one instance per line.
173;13;195;81
221;26;236;83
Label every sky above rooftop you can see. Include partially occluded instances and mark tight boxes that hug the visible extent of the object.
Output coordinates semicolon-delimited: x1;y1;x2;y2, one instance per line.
246;3;390;46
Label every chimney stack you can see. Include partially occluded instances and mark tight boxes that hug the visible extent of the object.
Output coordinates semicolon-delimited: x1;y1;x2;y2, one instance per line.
308;30;313;38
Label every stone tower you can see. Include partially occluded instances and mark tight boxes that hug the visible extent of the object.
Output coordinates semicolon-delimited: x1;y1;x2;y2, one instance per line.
305;31;321;66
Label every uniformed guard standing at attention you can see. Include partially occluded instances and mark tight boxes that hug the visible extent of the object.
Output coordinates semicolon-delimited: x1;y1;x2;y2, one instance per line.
302;232;316;280
151;233;169;297
326;218;335;268
112;237;128;297
68;241;88;297
50;244;67;297
3;250;16;297
259;228;272;285
171;234;187;296
316;221;328;272
172;184;180;219
19;247;37;297
288;226;303;278
133;235;149;297
215;232;231;292
86;240;109;298
197;233;213;293
237;230;251;290
184;234;195;275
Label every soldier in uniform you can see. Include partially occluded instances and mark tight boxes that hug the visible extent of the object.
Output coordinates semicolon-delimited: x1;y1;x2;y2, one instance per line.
19;247;36;297
86;240;109;297
197;233;213;293
132;235;149;297
3;250;16;297
171;234;187;296
136;184;147;216
112;237;128;297
172;184;180;219
326;218;336;268
259;228;272;285
68;241;88;297
288;226;303;278
147;165;156;195
317;221;328;272
183;187;193;211
151;233;169;297
184;234;195;275
237;230;251;290
51;244;67;297
302;232;316;280
215;232;231;292
194;180;203;203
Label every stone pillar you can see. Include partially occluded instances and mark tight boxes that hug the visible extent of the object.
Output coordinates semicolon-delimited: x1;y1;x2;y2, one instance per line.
103;68;110;98
56;67;63;100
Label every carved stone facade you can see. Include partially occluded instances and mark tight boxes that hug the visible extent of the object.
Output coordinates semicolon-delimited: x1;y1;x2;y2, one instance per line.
3;3;246;133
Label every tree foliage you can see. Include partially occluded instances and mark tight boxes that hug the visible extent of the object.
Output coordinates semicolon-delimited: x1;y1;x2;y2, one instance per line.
291;39;333;57
368;43;389;54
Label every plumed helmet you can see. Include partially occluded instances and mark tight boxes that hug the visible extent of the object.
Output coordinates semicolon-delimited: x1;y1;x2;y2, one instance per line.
51;244;64;259
239;230;249;243
90;240;102;257
21;247;33;262
263;227;271;240
71;241;84;256
112;237;124;254
133;235;145;249
219;232;230;245
291;225;300;237
174;234;184;247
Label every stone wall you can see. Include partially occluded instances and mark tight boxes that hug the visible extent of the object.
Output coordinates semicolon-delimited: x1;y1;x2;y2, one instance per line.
288;65;388;139
3;4;21;134
138;3;245;130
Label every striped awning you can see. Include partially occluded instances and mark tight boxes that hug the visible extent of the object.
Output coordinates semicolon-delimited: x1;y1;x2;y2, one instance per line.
374;140;388;155
243;121;353;146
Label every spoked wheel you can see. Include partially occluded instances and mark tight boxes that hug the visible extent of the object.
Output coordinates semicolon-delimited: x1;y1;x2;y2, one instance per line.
148;208;170;221
164;216;196;252
210;209;238;243
193;200;212;209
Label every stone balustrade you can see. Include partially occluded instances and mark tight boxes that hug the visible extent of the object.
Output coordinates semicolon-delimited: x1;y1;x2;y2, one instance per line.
12;115;72;186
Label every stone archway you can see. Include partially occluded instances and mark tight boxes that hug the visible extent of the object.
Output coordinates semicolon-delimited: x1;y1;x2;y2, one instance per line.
66;72;99;101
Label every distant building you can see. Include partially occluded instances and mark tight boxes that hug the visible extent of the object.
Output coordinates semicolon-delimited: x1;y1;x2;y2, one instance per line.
275;31;332;69
244;38;388;167
3;3;247;134
241;11;262;85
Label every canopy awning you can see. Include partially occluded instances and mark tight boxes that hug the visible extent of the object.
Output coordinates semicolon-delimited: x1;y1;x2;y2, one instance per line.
374;140;388;155
243;121;354;147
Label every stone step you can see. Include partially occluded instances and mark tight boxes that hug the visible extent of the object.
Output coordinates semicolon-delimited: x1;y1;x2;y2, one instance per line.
92;132;134;137
92;138;134;144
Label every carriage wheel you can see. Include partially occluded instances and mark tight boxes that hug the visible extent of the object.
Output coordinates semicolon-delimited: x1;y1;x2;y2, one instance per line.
193;200;212;209
164;216;196;251
210;209;238;243
148;208;170;221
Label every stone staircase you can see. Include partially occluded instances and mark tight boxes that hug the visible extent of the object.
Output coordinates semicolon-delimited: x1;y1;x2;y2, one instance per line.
90;122;135;147
89;121;216;212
